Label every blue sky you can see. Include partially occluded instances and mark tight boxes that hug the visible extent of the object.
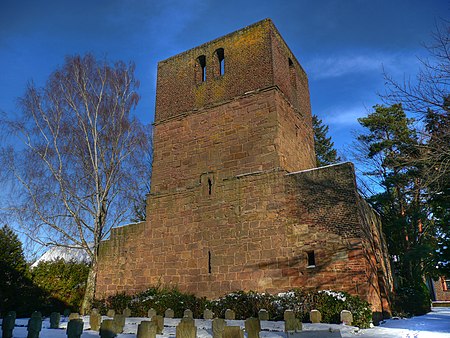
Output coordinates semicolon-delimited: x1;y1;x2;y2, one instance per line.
0;0;448;153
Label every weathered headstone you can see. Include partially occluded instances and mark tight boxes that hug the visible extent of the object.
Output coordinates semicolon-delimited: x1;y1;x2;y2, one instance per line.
67;319;84;338
175;317;197;338
183;309;193;319
63;309;71;317
212;318;226;338
258;309;269;321
244;317;260;338
113;314;126;334
90;309;102;331
151;315;164;334
7;311;17;320
137;320;157;338
107;309;115;318
224;309;235;320
68;313;80;321
223;326;244;338
203;309;214;320
147;308;157;319
284;310;302;333
164;308;174;318
340;310;353;325
123;307;132;317
50;312;61;329
2;313;16;338
27;313;42;338
310;309;322;323
99;319;116;338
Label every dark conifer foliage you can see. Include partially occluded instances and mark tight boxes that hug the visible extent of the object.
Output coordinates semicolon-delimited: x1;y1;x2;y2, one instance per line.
312;114;341;166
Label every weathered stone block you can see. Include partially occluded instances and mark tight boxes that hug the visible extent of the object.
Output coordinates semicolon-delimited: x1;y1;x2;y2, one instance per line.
244;317;260;338
310;309;322;323
164;308;174;318
147;308;157;319
27;314;42;338
2;313;16;338
106;309;115;318
113;314;126;333
212;318;226;338
224;309;235;320
258;309;269;321
99;319;116;338
137;320;156;338
175;317;197;338
67;319;84;338
340;310;353;325
183;309;193;319
90;309;102;331
123;307;131;317
50;312;60;329
203;309;214;320
223;326;244;338
151;315;164;334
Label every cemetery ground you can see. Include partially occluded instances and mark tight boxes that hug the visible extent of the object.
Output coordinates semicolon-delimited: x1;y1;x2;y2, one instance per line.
2;307;450;338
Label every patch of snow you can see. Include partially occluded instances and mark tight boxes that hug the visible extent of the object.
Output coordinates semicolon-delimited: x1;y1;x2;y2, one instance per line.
31;246;91;268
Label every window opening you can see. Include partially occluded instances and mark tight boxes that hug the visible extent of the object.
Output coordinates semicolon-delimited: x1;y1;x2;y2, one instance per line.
288;58;294;67
444;278;450;291
307;251;315;267
208;250;212;273
216;48;225;76
207;178;213;195
198;55;206;82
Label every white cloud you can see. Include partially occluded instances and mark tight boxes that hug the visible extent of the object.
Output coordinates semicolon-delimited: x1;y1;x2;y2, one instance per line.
306;52;420;80
320;105;370;127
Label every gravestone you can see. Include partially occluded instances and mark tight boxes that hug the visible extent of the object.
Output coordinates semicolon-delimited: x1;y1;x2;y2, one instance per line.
224;309;235;320
164;308;174;318
258;309;269;321
223;326;244;338
152;315;164;334
175;317;197;338
183;309;193;319
100;319;117;338
123;307;132;317
68;313;80;321
7;311;17;320
340;310;353;325
244;317;260;338
113;314;126;334
63;309;71;317
90;309;102;331
50;312;61;329
203;309;214;320
212;318;226;338
67;319;84;338
310;309;322;323
27;313;42;338
147;308;157;319
107;309;115;317
284;310;302;333
2;312;16;338
137;320;157;338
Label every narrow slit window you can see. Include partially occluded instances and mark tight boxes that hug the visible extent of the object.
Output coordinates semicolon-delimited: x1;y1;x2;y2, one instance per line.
288;58;294;68
216;48;225;76
207;178;213;195
198;55;206;82
208;250;212;273
307;251;315;267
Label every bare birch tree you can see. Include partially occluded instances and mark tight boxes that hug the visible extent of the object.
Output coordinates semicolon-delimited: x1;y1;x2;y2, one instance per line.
0;54;151;313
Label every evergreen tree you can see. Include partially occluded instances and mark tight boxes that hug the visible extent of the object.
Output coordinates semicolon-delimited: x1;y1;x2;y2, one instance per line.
312;114;341;166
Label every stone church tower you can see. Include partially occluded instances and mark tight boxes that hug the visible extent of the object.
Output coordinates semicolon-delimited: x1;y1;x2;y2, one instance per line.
95;19;393;317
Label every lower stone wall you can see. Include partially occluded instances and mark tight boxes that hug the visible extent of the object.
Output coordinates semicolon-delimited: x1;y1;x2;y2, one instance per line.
432;277;450;301
96;163;391;315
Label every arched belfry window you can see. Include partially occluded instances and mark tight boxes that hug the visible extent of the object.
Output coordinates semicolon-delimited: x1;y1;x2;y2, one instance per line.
197;55;206;82
216;48;225;76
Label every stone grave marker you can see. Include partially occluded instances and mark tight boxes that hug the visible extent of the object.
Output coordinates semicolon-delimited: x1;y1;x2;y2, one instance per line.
27;313;42;338
284;310;302;333
63;309;71;317
90;309;102;331
224;309;235;320
340;310;353;325
175;317;197;338
212;318;226;338
137;320;157;338
107;309;115;318
258;309;269;321
2;312;16;338
68;313;80;321
223;326;244;338
113;314;126;334
67;319;84;338
203;309;214;320
100;319;116;338
152;315;164;334
147;308;157;319
123;307;132;317
310;309;322;323
165;308;174;318
183;309;193;319
50;312;61;329
244;317;260;338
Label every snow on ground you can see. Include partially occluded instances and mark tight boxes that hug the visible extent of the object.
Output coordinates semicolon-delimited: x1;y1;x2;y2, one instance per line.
7;308;450;338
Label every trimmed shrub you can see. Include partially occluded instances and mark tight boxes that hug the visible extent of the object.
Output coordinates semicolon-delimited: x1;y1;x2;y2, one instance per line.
394;282;431;316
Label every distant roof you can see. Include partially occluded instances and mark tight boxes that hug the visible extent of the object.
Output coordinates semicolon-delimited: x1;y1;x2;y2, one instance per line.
31;246;91;268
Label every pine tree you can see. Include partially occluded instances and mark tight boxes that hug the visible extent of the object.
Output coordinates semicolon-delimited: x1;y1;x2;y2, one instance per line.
312;115;341;166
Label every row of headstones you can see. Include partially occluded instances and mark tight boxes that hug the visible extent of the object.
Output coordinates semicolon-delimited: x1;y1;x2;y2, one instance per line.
1;308;354;338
